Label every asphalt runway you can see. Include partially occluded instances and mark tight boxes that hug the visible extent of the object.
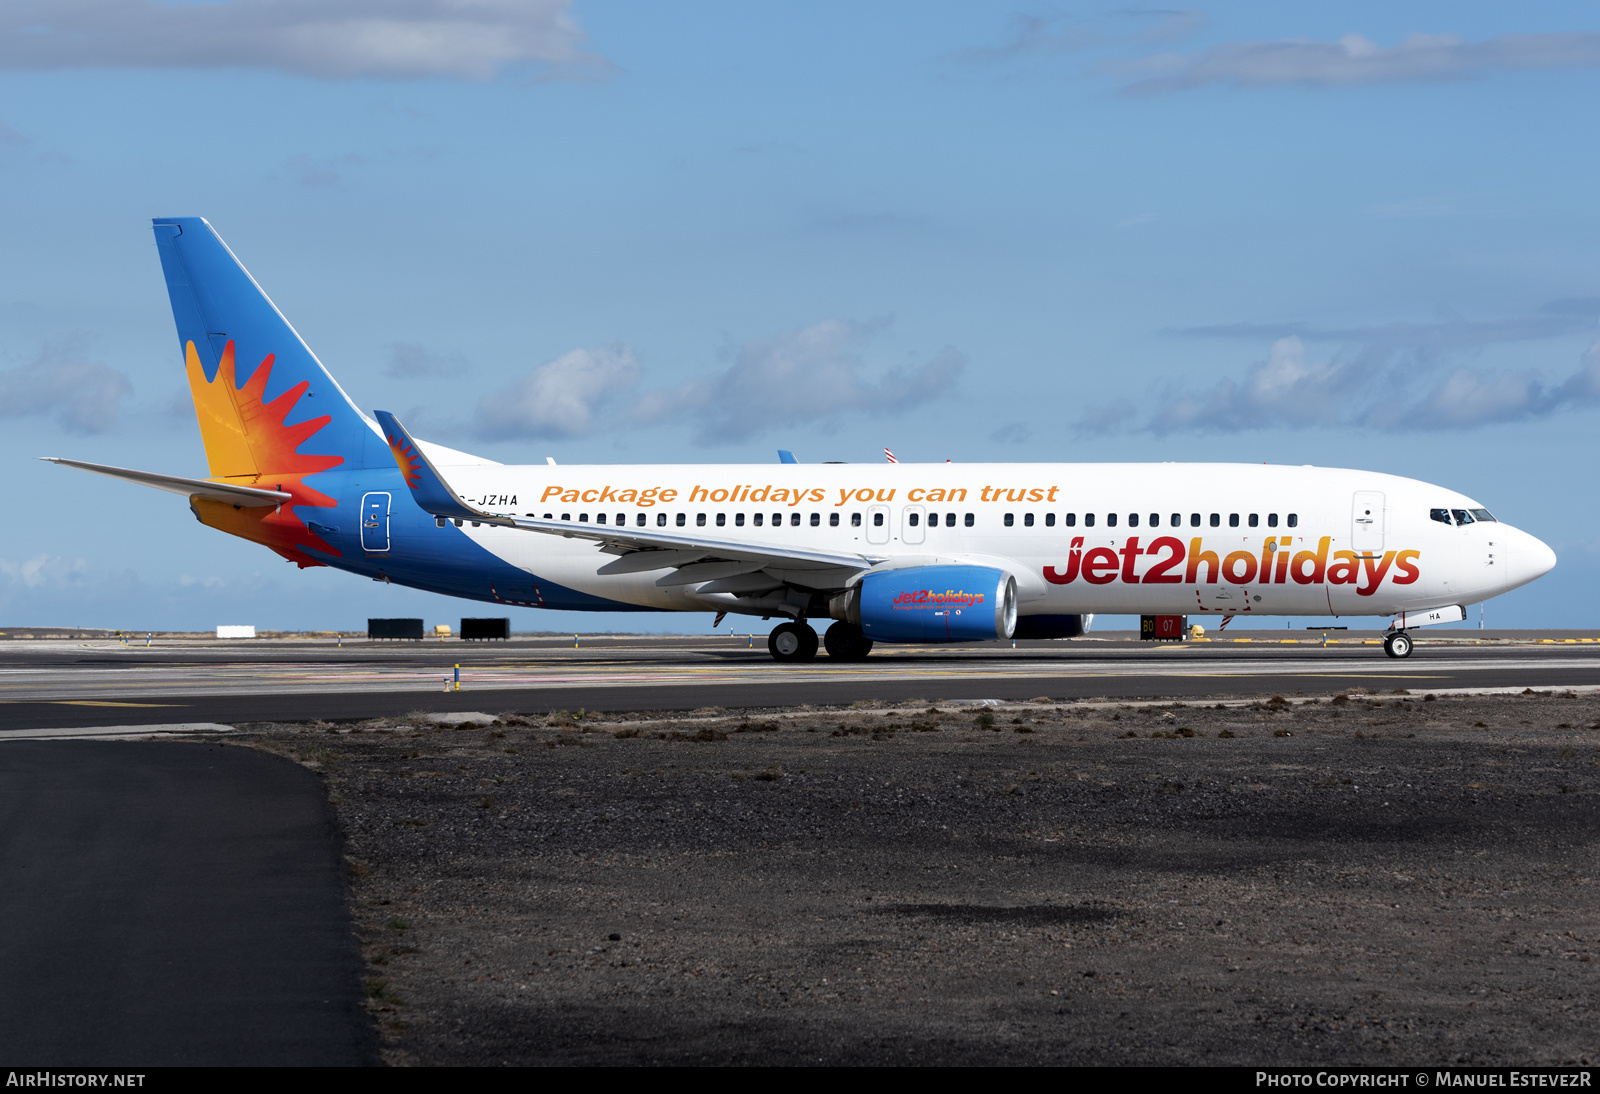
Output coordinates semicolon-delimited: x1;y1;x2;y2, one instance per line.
3;630;1599;732
0;741;378;1065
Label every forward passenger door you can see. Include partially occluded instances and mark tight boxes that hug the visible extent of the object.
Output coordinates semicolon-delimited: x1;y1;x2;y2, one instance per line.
1351;492;1385;555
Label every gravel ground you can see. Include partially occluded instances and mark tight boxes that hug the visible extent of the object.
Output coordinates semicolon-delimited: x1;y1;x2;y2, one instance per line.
235;688;1600;1066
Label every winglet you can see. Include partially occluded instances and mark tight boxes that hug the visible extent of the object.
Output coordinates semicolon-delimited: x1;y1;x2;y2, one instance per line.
372;410;496;523
777;449;797;464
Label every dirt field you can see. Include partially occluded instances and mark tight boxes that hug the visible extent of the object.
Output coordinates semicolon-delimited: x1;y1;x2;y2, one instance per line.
237;688;1600;1066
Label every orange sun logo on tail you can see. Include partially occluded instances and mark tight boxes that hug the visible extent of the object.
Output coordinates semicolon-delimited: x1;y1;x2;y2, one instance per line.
387;434;423;490
185;340;344;567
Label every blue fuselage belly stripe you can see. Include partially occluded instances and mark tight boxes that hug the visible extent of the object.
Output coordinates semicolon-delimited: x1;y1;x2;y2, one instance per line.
297;469;648;612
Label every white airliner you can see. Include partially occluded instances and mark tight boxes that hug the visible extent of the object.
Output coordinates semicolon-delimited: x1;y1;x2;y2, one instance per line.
45;219;1557;661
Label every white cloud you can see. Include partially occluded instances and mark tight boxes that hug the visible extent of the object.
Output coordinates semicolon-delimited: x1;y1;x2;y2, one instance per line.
956;10;1205;65
989;421;1031;444
0;352;132;434
0;0;604;82
1118;30;1600;95
632;319;963;446
0;554;90;589
386;342;470;378
1083;327;1600;436
475;343;639;440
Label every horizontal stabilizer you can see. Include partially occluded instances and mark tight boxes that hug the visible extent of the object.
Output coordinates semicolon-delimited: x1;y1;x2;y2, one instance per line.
40;457;291;507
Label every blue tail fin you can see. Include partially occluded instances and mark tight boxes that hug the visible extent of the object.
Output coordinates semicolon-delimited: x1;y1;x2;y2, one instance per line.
152;217;380;478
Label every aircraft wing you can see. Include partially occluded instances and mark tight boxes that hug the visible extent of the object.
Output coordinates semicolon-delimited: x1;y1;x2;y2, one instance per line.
373;411;887;575
39;457;293;507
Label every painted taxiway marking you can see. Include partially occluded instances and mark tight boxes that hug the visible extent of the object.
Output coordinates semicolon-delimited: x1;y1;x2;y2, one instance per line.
51;700;181;707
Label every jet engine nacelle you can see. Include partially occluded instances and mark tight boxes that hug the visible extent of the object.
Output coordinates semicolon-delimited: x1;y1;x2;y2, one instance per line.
831;565;1017;643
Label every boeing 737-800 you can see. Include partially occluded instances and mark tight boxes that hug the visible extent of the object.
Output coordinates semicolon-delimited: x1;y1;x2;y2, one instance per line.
44;218;1557;661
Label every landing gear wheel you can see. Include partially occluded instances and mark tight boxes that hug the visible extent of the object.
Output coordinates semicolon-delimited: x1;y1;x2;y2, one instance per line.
768;621;819;663
823;621;875;662
1383;631;1414;659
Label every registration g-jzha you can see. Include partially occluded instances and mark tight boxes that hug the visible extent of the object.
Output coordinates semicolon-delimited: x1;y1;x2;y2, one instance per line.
45;219;1557;662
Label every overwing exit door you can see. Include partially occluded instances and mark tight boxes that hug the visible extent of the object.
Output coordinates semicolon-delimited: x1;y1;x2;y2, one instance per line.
361;492;391;553
902;505;926;545
866;505;890;545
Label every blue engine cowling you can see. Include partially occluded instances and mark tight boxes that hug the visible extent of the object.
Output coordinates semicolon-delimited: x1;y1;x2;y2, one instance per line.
835;565;1017;643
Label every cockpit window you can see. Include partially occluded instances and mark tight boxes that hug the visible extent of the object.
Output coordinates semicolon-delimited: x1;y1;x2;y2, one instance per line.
1451;509;1474;525
1470;508;1497;522
1429;508;1452;525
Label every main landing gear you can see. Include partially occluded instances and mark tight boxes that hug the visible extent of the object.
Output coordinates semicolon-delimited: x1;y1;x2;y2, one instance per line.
1383;631;1414;659
767;621;876;662
768;621;818;662
823;621;874;662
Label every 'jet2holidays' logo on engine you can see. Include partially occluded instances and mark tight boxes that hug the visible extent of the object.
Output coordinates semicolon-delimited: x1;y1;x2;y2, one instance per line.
893;589;986;609
1042;536;1421;597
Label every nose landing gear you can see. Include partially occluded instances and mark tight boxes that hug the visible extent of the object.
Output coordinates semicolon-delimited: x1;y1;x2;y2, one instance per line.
1383;631;1414;659
768;621;819;662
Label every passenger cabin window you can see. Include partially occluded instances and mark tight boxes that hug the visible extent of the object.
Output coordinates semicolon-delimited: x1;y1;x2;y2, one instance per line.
810;513;820;526
791;513;801;526
1209;513;1220;527
851;513;862;527
1045;513;1056;527
1170;513;1181;527
1128;513;1138;527
1287;514;1298;528
716;513;726;527
596;513;606;524
1085;513;1096;528
830;513;840;527
696;513;706;526
752;513;763;526
908;512;920;527
1107;513;1118;528
1248;514;1259;528
1190;513;1201;527
677;513;686;526
873;512;884;527
1064;513;1076;527
1229;513;1239;528
579;513;589;523
1024;513;1034;527
656;513;665;526
1149;513;1159;527
1267;513;1278;528
1004;513;1014;527
964;513;975;527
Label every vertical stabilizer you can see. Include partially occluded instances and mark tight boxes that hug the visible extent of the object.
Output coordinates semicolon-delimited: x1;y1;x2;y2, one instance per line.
152;218;374;480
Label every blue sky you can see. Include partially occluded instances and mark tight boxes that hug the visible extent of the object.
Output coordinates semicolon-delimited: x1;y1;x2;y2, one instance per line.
3;1;1598;632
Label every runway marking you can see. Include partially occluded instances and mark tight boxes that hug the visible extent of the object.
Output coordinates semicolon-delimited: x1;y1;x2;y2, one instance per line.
51;700;182;707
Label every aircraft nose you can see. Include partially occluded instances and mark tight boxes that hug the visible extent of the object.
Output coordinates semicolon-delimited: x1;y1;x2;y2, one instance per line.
1503;528;1557;592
